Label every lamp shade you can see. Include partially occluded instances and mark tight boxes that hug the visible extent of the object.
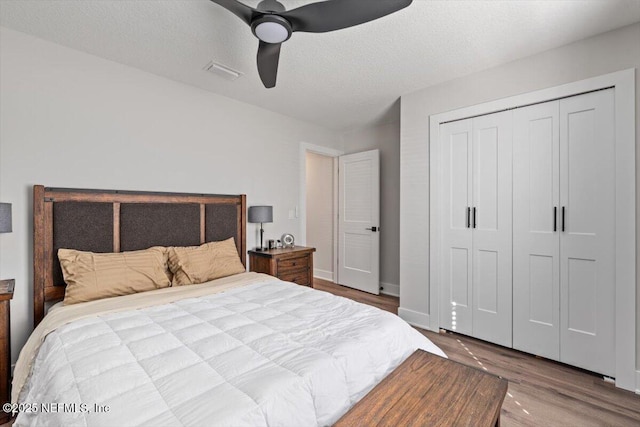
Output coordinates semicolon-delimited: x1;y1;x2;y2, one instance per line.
0;203;11;233
248;206;273;223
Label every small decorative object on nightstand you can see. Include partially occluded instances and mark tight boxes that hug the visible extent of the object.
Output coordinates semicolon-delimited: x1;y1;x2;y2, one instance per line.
281;233;295;248
0;279;14;424
249;246;316;286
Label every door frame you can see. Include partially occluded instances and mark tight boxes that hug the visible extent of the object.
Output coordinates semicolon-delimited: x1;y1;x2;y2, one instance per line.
299;142;343;282
429;69;636;391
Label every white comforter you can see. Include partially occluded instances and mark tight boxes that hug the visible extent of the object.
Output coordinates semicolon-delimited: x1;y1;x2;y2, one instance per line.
16;276;444;426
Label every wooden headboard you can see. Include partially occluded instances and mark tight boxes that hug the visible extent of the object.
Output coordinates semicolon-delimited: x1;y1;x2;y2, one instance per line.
33;185;246;327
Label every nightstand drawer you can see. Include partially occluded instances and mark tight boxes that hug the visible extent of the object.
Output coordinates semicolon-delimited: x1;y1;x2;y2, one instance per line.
280;268;310;286
277;256;309;273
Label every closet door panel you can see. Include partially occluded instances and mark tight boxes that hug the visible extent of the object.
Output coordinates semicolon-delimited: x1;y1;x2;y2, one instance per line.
513;101;560;360
471;110;512;347
439;119;473;334
559;89;615;376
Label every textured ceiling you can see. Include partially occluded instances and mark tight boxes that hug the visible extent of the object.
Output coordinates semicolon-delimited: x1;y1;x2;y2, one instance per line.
1;0;639;131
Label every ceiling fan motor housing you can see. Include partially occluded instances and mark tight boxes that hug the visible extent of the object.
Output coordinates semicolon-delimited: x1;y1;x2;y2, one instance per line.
251;14;292;44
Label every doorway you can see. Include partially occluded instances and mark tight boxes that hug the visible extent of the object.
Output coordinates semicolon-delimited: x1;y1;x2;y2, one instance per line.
305;151;336;281
300;143;381;295
299;143;342;283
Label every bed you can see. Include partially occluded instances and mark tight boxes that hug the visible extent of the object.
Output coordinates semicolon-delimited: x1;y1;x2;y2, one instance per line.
13;186;445;426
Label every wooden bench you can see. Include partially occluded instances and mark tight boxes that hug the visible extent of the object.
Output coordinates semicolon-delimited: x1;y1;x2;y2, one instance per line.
334;349;508;427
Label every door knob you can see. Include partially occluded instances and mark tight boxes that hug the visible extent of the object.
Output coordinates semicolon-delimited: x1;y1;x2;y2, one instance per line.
365;227;378;232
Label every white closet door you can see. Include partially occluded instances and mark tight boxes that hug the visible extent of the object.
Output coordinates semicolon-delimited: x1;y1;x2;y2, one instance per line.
471;111;513;347
439;119;473;335
559;89;615;376
513;101;561;359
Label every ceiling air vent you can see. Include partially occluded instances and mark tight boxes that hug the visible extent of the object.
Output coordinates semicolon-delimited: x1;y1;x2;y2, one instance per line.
203;61;243;81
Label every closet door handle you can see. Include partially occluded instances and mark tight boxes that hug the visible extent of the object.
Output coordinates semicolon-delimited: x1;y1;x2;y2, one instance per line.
554;207;557;232
472;207;477;229
562;206;566;232
466;207;471;228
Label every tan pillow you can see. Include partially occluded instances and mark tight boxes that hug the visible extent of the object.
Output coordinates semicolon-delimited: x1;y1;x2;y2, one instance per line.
59;247;172;305
168;238;245;286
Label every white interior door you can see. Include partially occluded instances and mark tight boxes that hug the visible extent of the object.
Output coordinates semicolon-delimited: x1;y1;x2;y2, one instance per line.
471;111;513;347
559;89;615;376
438;119;473;335
513;101;561;359
338;150;380;294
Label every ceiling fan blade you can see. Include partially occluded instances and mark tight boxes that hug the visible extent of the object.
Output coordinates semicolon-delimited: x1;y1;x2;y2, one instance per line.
257;41;281;88
209;0;256;26
282;0;412;33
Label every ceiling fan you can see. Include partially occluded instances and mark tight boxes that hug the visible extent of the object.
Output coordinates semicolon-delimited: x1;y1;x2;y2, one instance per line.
209;0;413;88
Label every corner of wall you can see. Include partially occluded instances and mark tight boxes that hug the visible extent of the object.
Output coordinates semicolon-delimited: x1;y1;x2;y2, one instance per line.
398;307;431;331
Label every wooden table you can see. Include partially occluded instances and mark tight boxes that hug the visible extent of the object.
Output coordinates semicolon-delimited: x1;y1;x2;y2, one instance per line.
248;246;315;287
334;349;508;427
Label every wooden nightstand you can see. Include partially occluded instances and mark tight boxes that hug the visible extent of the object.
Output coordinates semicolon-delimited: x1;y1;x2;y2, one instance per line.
249;246;316;286
0;279;13;424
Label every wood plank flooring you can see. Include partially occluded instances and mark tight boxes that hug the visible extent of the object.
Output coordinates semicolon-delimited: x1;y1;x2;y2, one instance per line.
313;278;640;427
313;278;399;314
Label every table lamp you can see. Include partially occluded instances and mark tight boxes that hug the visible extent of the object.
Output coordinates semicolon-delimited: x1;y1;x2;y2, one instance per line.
248;206;273;251
0;204;11;234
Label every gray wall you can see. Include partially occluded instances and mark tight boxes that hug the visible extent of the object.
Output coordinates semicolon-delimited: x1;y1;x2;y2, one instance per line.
400;23;640;366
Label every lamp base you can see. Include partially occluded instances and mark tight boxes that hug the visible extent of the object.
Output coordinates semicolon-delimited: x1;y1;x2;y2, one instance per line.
254;247;265;252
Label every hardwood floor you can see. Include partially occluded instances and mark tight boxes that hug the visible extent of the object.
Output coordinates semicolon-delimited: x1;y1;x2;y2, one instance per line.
313;278;640;427
313;278;399;314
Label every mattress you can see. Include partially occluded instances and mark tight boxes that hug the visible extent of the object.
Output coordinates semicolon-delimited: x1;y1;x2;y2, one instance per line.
14;273;445;426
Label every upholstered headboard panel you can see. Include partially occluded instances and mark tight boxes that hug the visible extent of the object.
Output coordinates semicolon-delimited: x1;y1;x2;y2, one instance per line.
33;186;246;326
119;203;201;250
52;202;114;286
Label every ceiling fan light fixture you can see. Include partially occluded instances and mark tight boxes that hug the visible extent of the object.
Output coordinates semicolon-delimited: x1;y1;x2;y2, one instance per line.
252;15;292;44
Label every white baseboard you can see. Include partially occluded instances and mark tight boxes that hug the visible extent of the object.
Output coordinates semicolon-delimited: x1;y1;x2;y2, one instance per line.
380;282;399;297
636;370;640;394
398;307;431;330
313;269;334;282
